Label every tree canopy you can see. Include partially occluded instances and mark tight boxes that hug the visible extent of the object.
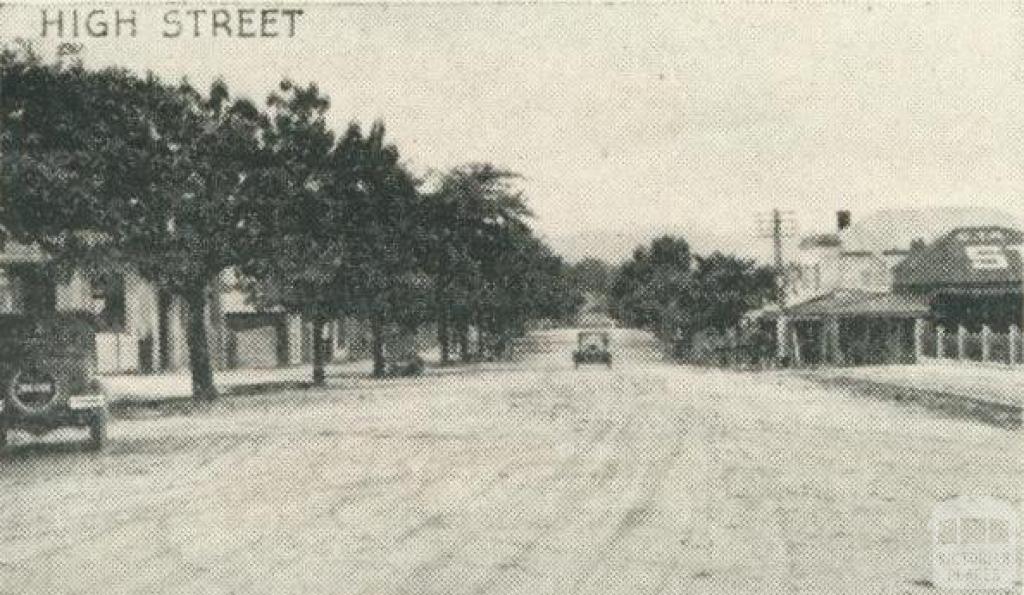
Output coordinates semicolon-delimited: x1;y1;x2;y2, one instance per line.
2;47;268;399
237;80;339;384
421;164;581;362
1;46;584;392
609;235;777;348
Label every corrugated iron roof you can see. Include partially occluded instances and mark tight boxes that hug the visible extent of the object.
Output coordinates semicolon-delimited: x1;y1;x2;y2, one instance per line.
894;226;1024;289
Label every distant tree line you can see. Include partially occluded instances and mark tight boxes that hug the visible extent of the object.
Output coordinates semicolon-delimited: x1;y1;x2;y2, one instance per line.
0;45;583;399
608;235;778;356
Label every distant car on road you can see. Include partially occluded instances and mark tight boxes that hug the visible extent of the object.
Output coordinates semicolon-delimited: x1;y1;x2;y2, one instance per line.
573;331;612;368
0;316;107;450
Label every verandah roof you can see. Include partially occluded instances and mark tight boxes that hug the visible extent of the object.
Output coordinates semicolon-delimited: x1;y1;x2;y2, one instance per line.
782;289;929;320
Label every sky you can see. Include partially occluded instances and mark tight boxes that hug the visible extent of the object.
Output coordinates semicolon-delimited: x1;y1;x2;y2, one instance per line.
3;2;1022;262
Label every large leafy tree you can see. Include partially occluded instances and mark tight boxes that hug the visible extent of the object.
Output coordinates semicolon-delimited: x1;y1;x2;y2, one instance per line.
609;235;776;346
567;257;613;297
1;48;265;400
609;236;695;333
240;81;339;385
467;220;546;356
330;122;426;376
692;251;778;332
482;223;582;344
421;164;533;362
566;257;614;323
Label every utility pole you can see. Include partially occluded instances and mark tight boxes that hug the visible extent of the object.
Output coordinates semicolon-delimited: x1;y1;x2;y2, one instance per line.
772;208;785;277
757;208;796;365
756;208;796;306
1017;237;1024;366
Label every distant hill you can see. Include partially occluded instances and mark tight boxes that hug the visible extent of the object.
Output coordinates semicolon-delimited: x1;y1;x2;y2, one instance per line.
544;224;771;265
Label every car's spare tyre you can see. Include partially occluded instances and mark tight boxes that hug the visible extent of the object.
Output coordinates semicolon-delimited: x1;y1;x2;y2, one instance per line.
8;369;58;415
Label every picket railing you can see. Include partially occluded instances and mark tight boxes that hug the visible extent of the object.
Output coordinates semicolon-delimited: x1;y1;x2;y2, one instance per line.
916;322;1024;365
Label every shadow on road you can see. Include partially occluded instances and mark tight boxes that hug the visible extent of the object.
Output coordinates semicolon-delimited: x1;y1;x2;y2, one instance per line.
0;436;102;461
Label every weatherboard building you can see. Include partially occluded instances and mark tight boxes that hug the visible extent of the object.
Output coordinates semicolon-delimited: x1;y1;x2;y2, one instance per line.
774;207;1023;366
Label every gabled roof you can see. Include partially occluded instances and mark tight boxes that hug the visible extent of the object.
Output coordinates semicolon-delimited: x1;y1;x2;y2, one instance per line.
785;289;929;319
894;226;1024;289
840;207;1019;255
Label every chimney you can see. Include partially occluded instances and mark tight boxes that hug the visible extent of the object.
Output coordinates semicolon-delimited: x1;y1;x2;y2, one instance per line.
837;210;852;232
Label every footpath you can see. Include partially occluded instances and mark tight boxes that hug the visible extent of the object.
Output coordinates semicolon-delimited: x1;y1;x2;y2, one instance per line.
98;346;445;406
98;360;373;405
800;359;1022;428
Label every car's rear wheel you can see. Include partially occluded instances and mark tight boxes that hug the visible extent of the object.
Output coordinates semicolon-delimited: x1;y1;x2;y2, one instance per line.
87;413;106;451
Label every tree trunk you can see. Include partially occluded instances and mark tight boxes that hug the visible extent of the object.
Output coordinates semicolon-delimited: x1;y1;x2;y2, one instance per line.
370;314;386;377
184;288;218;401
437;297;450;364
311;315;327;386
436;265;451;365
475;311;486;359
457;316;470;362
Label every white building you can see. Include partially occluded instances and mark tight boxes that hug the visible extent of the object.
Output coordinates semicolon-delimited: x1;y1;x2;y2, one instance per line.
776;207;1019;366
787;207;1019;302
0;237;335;375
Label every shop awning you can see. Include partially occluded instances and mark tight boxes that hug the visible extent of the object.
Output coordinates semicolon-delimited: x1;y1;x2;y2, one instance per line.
783;289;929;320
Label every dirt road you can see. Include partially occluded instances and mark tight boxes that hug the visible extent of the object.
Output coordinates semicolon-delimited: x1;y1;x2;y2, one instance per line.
1;329;1019;594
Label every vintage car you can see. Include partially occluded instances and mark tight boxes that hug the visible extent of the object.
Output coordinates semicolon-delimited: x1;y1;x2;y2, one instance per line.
0;315;107;450
573;331;612;368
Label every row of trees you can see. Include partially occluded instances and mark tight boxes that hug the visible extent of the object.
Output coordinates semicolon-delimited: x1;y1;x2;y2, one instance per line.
608;235;778;354
0;46;582;399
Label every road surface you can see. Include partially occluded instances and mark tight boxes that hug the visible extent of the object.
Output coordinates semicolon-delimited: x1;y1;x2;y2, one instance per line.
1;329;1020;594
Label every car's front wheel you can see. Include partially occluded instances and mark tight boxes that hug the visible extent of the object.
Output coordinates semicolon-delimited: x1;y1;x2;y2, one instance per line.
87;412;107;451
